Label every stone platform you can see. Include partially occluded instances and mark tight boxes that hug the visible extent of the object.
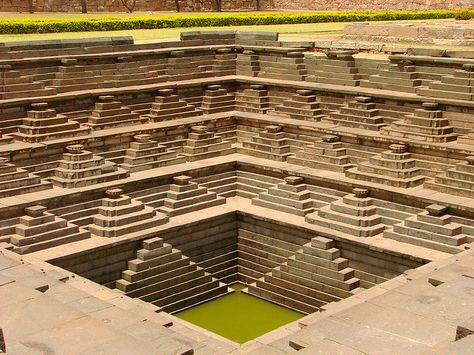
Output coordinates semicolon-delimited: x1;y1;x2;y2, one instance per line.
0;31;474;354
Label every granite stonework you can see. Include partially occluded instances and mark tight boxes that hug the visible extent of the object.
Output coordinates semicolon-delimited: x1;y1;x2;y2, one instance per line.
0;32;474;354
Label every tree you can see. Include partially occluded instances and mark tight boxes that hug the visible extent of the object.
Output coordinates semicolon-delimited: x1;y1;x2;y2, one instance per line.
27;0;34;13
174;0;180;12
81;0;88;13
215;0;222;12
120;0;137;13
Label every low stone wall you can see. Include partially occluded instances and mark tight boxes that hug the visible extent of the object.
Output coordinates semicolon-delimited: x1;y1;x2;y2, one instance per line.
3;0;469;12
264;0;472;11
3;0;258;13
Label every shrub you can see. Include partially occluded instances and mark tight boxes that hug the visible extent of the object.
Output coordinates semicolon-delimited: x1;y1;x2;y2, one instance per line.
455;10;473;20
0;10;471;35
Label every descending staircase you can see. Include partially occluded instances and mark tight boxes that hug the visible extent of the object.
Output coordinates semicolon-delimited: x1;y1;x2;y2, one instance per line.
116;236;231;313
247;236;362;314
6;205;90;254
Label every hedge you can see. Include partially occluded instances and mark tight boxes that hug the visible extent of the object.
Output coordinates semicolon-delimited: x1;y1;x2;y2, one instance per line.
0;10;472;34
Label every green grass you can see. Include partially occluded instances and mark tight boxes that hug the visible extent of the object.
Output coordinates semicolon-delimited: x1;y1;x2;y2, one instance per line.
0;19;450;43
0;22;345;42
176;283;303;344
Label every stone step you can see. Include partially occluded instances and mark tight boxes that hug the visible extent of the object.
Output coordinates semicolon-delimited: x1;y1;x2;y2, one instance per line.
294;252;354;281
257;276;326;308
140;273;213;302
161;283;230;314
252;197;315;217
393;223;467;246
283;259;359;292
159;196;225;217
238;243;287;266
273;266;351;299
13;230;90;255
264;272;339;304
89;213;167;238
127;249;182;272
238;234;295;258
346;167;425;188
238;229;301;253
383;230;464;255
247;282;317;314
122;256;190;283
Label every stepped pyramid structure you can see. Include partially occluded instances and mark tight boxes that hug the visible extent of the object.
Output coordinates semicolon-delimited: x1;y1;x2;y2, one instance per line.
50;144;129;188
252;176;316;216
236;50;259;77
418;63;474;101
0;157;52;198
12;102;90;143
247;236;361;314
8;205;90;254
345;144;425;188
235;85;270;113
120;134;184;173
424;156;474;199
116;236;230;313
158;175;226;217
200;85;234;114
242;125;292;161
0;132;12;145
268;89;325;122
306;188;385;237
288;135;355;172
381;102;458;143
89;189;168;238
180;126;233;161
145;89;202;122
322;96;388;131
0;64;55;99
258;52;307;81
212;48;236;75
85;95;143;130
166;50;214;80
361;59;422;93
51;58;115;93
384;204;468;254
306;50;362;86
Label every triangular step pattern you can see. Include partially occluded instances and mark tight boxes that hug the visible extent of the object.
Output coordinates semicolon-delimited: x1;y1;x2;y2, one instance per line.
345;143;425;188
12;102;90;143
361;58;422;93
0;157;52;198
252;176;316;216
418;63;474;101
116;236;230;313
268;89;325;122
242;125;292;161
305;188;385;237
247;236;361;314
89;189;168;238
8;205;90;254
120;134;185;172
235;84;270;114
50;144;129;188
236;50;259;77
381;102;458;143
306;50;362;86
0;64;55;99
384;204;468;254
158;175;226;217
200;85;234;114
85;95;144;130
287;134;355;172
322;96;388;131
257;51;307;81
180;125;234;162
424;156;474;199
144;88;202;122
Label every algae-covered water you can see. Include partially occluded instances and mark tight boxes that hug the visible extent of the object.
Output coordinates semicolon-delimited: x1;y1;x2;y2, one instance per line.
175;283;303;344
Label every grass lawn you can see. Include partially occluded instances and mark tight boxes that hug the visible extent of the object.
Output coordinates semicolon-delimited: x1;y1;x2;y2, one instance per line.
0;22;347;42
0;17;452;43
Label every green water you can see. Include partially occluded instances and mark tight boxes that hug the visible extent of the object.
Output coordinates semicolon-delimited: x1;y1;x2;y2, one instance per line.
176;283;303;344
